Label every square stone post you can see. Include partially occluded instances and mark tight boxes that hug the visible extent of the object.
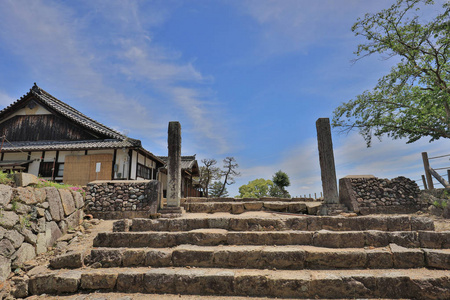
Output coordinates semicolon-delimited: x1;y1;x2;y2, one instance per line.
316;118;339;214
167;121;181;207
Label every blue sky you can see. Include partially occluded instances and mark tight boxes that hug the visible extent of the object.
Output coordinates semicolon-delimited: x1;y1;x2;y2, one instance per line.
0;0;449;197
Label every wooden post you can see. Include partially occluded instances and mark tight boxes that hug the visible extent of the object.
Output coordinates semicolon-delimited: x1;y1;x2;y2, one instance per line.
316;118;339;204
422;152;434;190
422;175;428;190
447;170;450;184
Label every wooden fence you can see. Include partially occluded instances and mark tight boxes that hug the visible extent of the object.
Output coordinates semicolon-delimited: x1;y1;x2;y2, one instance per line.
420;152;450;189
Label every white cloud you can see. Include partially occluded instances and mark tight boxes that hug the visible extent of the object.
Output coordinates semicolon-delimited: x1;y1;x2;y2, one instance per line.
0;0;232;155
231;131;450;198
238;0;392;56
0;91;15;108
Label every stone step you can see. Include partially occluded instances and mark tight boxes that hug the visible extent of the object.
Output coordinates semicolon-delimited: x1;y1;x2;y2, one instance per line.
81;245;450;270
184;201;322;214
183;197;318;203
93;230;450;249
117;215;435;232
28;267;450;299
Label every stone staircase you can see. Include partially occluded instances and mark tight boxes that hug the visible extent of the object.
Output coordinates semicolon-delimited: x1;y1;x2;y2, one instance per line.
28;213;450;299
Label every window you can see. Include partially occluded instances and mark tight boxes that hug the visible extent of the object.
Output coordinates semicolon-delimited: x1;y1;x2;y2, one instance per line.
137;163;153;179
39;162;54;177
57;163;64;177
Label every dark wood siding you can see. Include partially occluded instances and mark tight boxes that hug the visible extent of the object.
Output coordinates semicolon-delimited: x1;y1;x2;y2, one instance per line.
0;115;98;141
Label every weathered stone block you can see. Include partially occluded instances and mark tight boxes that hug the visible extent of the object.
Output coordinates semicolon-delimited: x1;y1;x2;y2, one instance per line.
11;242;36;268
80;271;118;290
306;249;365;269
89;249;123;267
71;191;84;209
45;187;64;221
122;249;146;267
244;202;263;211
231;203;245;214
390;243;424;268
59;189;76;216
313;231;365;248
5;229;24;248
235;274;270;297
0;255;11;282
45;221;62;248
34;188;46;203
116;271;145;293
14;173;38;187
0;184;12;206
366;249;393;269
172;247;214;267
424;249;450;269
144;249;172;267
262;247;305;269
50;252;83;269
0;211;19;229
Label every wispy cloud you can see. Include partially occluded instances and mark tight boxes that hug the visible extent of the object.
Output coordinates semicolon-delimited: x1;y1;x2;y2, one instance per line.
0;0;232;155
0;91;15;108
238;0;391;56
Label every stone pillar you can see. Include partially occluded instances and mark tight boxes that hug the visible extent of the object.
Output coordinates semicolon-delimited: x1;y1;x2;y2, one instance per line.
316;118;339;204
167;121;181;207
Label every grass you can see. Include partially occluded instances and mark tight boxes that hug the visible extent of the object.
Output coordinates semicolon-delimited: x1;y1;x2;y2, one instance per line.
35;177;86;196
0;171;13;185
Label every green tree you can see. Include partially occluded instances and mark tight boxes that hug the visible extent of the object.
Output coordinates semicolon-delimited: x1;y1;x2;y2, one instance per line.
332;0;450;146
270;170;291;198
209;181;229;198
238;178;274;198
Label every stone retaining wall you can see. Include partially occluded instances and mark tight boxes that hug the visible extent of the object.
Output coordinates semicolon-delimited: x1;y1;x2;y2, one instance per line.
339;176;424;215
0;185;85;281
85;180;159;219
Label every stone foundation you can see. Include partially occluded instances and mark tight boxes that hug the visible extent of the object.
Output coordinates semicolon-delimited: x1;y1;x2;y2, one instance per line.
85;180;159;219
339;176;424;215
0;185;85;281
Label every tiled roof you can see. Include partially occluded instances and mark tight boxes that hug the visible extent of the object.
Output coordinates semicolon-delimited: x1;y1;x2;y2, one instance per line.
0;84;126;140
1;139;137;152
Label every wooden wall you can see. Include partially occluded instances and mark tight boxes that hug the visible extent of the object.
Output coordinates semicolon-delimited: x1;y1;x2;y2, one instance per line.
0;115;98;141
64;154;113;186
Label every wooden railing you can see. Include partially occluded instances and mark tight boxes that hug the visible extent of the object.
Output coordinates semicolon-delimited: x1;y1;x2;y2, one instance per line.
421;152;450;189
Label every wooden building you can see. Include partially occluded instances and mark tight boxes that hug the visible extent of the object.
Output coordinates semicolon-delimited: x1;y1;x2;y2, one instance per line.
158;155;202;198
0;84;165;186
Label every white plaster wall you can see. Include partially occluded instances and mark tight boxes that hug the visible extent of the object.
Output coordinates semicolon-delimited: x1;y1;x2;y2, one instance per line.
3;153;28;160
58;151;85;162
115;150;129;179
86;149;115;155
130;150;138;180
28;152;42;176
1;103;51;123
43;151;57;162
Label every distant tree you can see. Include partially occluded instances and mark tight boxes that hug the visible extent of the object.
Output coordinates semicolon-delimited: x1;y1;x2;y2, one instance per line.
198;159;220;198
238;178;274;198
270;170;291;198
217;157;240;197
332;0;450;146
209;181;229;198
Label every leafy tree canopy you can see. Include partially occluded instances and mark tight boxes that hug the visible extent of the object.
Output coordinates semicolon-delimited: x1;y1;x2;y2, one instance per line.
272;170;290;189
238;178;274;198
209;181;229;198
332;0;450;146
